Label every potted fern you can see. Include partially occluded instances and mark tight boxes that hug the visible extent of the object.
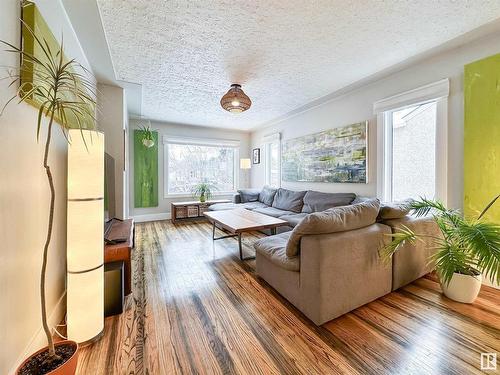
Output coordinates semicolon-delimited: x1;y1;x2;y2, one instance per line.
192;182;214;203
381;196;500;303
1;17;97;375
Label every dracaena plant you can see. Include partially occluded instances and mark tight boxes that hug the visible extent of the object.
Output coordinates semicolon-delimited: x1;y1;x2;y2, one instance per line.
192;182;215;202
380;196;500;286
1;19;97;364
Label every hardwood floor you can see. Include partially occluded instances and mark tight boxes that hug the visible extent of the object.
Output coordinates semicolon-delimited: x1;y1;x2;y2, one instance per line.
77;220;500;374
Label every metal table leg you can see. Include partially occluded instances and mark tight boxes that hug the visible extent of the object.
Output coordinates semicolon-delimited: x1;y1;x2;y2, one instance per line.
212;222;237;241
211;221;255;261
238;232;255;261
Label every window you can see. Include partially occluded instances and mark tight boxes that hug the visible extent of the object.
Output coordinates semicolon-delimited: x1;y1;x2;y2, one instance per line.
375;79;448;203
165;137;239;196
391;102;437;200
264;133;281;187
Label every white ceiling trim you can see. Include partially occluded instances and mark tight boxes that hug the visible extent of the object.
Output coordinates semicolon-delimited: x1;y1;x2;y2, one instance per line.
373;78;450;114
162;135;240;148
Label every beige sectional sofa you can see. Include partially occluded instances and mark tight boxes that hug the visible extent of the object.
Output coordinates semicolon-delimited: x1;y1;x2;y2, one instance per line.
211;187;438;325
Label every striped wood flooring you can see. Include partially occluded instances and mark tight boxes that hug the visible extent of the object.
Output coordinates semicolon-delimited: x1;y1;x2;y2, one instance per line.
77;220;500;374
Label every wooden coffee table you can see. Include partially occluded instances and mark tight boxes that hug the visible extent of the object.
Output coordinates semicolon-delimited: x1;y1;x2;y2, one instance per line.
204;209;288;260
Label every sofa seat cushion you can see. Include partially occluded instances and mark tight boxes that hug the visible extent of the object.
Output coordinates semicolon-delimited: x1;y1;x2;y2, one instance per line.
237;188;261;203
272;188;307;212
253;206;295;218
241;201;268;210
286;198;380;257
209;203;240;211
254;232;299;271
279;213;308;227
259;186;277;206
301;191;356;213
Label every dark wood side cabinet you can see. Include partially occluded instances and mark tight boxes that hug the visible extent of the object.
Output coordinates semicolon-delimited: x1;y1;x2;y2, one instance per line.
104;219;134;295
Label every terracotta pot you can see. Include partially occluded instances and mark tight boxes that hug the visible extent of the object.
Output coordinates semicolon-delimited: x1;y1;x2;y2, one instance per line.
440;272;482;303
16;340;79;375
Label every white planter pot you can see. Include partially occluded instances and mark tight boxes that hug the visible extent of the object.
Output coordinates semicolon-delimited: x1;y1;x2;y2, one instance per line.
440;272;482;303
142;139;154;148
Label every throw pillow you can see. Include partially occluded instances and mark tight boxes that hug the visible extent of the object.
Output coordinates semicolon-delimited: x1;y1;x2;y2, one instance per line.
378;199;413;220
237;189;261;203
301;191;356;213
286;198;380;257
259;186;277;206
272;188;307;213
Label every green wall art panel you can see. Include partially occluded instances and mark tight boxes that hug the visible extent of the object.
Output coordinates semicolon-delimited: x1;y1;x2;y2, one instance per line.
21;2;95;129
134;130;159;208
464;53;500;223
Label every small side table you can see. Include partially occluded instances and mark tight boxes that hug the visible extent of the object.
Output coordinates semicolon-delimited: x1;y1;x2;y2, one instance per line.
104;218;134;295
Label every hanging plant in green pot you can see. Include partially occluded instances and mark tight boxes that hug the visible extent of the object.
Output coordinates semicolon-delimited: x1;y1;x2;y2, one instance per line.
139;122;156;148
381;196;500;303
1;14;97;375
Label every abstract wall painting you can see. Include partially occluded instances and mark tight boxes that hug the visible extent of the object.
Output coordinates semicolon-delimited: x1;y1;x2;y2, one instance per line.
282;122;368;183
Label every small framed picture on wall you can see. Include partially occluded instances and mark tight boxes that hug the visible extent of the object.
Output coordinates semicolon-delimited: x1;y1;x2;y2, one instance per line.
252;148;260;164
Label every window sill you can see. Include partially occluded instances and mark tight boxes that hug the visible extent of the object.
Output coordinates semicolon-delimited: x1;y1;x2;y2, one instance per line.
164;192;237;199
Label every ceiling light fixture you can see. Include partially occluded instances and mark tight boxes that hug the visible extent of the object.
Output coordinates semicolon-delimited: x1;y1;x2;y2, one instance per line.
220;84;251;113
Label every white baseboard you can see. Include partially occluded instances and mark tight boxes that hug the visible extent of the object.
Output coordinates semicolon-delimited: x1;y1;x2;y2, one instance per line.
132;212;171;223
9;292;67;375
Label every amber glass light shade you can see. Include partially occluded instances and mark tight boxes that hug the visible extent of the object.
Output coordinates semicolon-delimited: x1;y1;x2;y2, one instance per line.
220;84;251;113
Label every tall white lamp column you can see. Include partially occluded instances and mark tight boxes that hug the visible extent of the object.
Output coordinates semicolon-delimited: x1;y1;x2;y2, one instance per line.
67;129;105;344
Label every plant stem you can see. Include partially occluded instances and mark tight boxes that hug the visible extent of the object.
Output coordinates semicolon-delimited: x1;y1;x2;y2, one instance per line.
40;110;58;359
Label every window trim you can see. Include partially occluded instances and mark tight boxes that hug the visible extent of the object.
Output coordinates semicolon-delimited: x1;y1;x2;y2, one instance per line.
374;79;449;204
263;133;281;188
163;135;240;198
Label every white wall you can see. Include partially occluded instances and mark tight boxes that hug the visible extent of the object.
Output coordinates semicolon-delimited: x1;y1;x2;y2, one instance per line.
0;1;93;374
250;29;500;212
129;120;250;221
97;83;128;220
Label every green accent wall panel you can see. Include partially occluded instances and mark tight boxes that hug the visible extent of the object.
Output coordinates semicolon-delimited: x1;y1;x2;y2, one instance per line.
21;2;94;129
464;53;500;222
134;130;159;208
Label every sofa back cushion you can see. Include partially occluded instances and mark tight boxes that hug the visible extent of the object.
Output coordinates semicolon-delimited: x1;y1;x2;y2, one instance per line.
259;186;277;206
237;188;261;203
301;191;356;213
286;198;380;257
377;199;412;220
272;188;307;213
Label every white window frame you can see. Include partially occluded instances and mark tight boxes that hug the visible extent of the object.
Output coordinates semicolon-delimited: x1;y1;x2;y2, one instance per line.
163;135;240;198
263;132;281;187
374;79;449;204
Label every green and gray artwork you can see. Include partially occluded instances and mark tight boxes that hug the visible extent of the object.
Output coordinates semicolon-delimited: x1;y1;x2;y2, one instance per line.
282;122;367;183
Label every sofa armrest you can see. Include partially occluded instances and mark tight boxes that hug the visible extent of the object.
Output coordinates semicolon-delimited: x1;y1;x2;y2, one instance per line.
232;193;242;204
299;223;392;324
382;215;440;290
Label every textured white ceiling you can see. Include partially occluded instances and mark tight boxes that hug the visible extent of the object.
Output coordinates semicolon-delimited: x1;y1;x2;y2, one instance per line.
96;0;500;130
